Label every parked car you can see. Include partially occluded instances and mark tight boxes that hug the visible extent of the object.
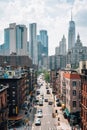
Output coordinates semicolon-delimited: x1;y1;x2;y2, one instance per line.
35;118;41;125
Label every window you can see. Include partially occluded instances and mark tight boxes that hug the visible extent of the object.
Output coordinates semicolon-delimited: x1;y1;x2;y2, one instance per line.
73;90;76;96
13;108;15;114
12;100;15;103
73;101;76;107
12;91;15;94
72;81;77;86
79;101;81;107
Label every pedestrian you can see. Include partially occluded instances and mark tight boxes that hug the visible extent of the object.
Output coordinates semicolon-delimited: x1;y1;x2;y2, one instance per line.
58;117;60;121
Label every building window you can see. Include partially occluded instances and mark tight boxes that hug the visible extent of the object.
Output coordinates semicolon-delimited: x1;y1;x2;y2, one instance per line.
13;108;15;114
72;81;77;86
73;90;76;96
73;101;76;107
86;112;87;122
12;91;15;94
12;100;15;103
79;101;81;107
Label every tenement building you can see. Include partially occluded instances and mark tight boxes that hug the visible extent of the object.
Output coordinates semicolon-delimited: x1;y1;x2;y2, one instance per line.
80;69;87;130
63;70;81;125
0;84;8;130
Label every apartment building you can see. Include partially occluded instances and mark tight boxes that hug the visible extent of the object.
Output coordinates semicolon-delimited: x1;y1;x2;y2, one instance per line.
0;84;8;130
63;70;81;124
80;69;87;130
0;68;28;123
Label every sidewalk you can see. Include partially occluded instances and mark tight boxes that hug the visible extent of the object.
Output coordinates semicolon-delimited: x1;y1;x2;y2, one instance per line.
53;95;71;130
56;107;71;130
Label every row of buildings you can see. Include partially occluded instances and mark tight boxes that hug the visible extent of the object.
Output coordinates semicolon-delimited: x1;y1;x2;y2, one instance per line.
0;56;37;130
50;61;87;130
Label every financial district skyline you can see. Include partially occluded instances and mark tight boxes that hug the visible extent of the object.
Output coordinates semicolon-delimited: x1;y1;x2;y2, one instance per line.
0;14;86;66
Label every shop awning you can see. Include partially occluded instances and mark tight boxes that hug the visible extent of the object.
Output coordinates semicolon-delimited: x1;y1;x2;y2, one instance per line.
63;108;70;117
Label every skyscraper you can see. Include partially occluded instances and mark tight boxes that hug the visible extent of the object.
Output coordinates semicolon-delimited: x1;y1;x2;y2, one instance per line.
4;23;27;55
55;35;66;56
4;23;16;55
68;12;75;51
29;23;38;65
16;24;27;55
39;30;48;56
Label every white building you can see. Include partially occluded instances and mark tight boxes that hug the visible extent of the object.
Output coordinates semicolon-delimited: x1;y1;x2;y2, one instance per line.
29;23;38;65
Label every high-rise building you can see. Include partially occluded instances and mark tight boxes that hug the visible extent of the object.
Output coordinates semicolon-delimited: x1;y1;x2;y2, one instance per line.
39;30;48;56
62;35;66;55
68;12;75;51
3;23;28;55
37;30;48;68
16;24;27;55
37;40;43;67
29;23;38;65
55;35;66;56
4;23;16;55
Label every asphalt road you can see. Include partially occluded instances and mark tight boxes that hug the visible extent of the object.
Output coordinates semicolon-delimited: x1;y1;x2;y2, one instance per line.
32;78;57;130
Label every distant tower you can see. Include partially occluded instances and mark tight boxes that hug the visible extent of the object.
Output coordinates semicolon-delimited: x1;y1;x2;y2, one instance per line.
55;35;66;56
29;23;38;65
68;10;75;51
61;35;66;55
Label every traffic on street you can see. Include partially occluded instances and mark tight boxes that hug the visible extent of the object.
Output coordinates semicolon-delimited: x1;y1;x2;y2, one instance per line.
32;74;71;130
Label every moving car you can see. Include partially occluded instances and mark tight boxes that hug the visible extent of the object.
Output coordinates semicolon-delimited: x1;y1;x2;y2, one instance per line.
39;100;43;106
46;86;48;89
37;109;42;113
47;89;50;94
35;118;41;125
45;98;48;102
48;101;53;105
37;112;43;118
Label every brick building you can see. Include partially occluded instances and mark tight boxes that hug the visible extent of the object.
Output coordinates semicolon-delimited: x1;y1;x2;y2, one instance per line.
81;69;87;130
63;70;81;124
0;84;8;130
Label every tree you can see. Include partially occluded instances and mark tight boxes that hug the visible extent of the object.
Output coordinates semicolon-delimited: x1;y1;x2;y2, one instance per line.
44;71;50;83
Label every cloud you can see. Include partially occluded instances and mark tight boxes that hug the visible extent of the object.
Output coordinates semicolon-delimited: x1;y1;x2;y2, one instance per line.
73;0;87;27
75;9;87;27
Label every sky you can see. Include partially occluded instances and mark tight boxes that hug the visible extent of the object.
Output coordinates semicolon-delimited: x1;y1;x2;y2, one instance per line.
0;0;87;55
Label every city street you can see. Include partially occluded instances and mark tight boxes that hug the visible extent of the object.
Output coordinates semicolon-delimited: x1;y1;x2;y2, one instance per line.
9;75;72;130
31;76;71;130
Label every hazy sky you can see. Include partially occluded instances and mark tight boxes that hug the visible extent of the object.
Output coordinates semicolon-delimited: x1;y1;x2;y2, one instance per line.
0;0;87;55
